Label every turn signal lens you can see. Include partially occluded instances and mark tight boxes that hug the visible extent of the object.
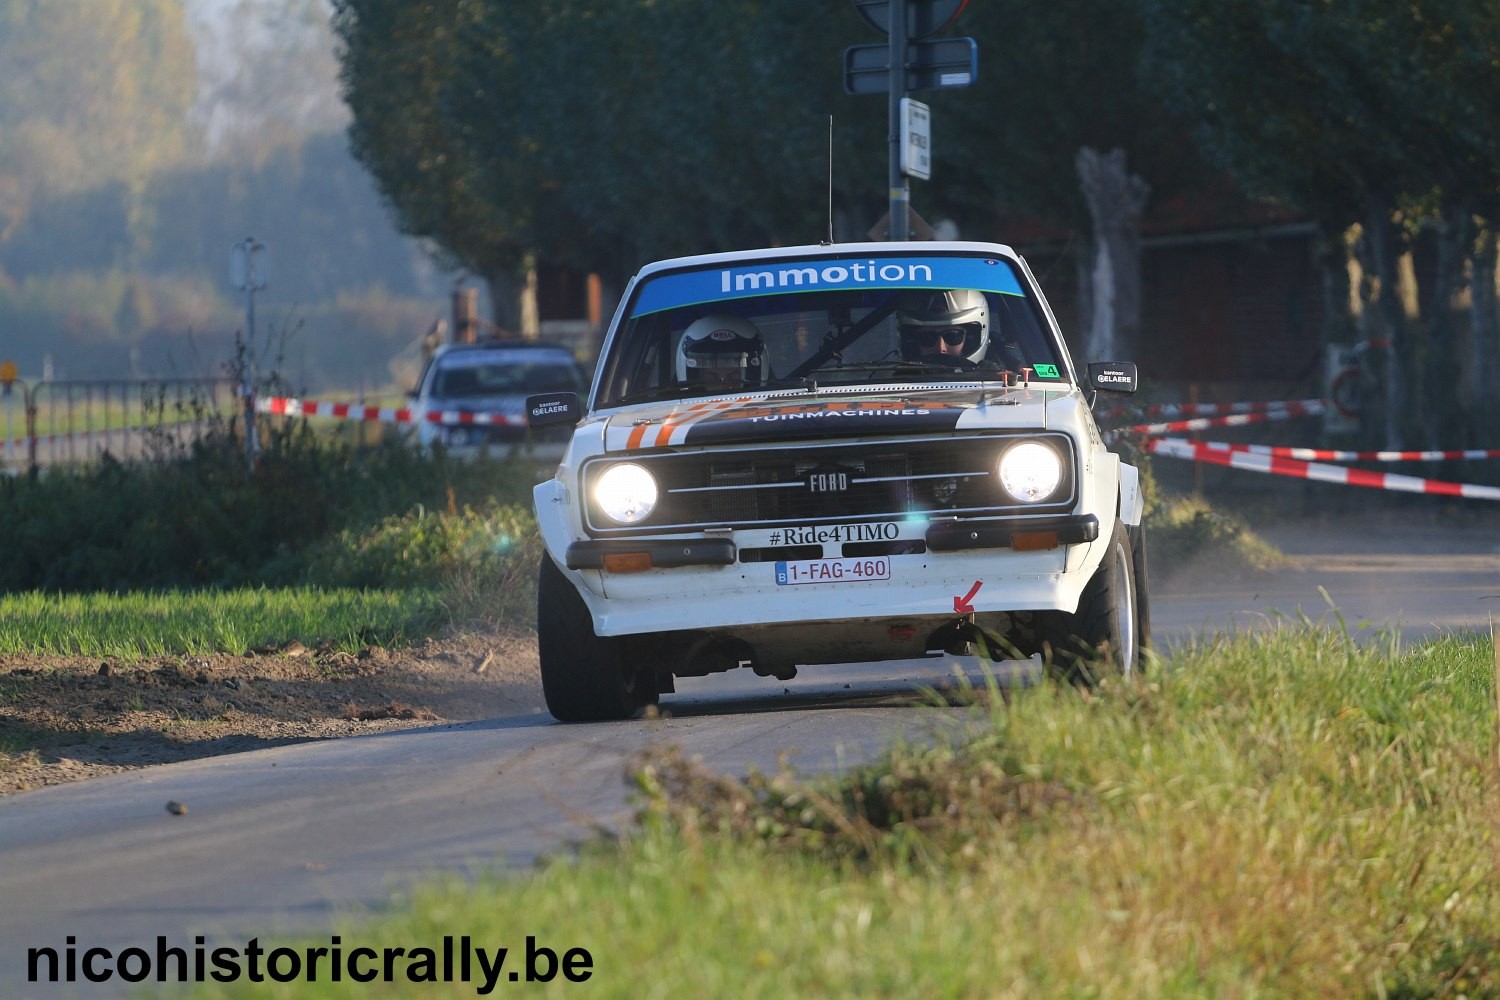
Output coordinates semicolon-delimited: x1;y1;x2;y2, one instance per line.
602;552;653;573
1011;530;1060;551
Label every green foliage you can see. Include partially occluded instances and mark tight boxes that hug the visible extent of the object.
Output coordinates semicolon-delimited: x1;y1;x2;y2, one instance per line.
0;0;196;253
1144;491;1285;576
0;587;447;658
301;499;541;622
331;0;873;289
0;414;541;596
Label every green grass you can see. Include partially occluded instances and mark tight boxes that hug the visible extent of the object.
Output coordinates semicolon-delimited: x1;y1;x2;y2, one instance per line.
0;587;450;659
165;626;1500;999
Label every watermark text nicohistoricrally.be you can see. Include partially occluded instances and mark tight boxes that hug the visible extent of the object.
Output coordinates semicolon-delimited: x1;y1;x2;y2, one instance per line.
27;934;591;994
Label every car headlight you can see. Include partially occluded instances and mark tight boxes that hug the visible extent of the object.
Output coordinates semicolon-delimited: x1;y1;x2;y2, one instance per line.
592;463;658;524
997;441;1062;503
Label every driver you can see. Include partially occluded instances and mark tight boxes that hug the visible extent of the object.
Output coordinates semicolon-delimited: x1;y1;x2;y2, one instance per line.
677;314;766;385
897;289;991;363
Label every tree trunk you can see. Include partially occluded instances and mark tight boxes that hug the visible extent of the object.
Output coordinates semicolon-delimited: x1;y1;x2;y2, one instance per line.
1075;147;1149;361
486;267;522;338
1426;200;1471;447
1472;219;1499;435
1361;192;1407;451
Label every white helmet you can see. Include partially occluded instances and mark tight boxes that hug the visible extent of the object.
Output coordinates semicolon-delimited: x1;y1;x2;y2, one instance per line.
898;289;990;364
676;314;765;384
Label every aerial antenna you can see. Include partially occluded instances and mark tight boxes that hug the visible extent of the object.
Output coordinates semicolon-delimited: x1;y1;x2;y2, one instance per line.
826;115;835;244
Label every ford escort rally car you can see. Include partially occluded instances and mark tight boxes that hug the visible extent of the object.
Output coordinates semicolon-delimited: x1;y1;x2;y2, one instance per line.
527;241;1148;721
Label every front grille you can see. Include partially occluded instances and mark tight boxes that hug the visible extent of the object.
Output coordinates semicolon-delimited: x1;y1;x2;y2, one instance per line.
582;433;1076;535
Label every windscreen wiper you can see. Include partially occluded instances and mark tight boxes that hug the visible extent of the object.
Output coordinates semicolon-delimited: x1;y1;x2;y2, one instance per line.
611;383;698;406
806;360;1003;379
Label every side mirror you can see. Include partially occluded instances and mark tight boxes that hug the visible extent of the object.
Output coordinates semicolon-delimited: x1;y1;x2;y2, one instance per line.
526;391;581;428
1086;362;1138;394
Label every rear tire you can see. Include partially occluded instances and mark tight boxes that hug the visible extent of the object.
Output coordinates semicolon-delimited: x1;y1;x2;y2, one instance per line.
1042;517;1140;685
537;555;657;721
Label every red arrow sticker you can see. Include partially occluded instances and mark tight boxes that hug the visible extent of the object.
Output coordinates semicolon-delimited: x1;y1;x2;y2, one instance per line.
954;580;982;614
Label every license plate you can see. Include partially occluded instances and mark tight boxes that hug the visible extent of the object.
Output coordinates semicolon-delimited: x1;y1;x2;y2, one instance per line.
775;557;891;585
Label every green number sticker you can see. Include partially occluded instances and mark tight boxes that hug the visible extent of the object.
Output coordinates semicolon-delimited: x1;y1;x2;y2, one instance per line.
1032;363;1059;378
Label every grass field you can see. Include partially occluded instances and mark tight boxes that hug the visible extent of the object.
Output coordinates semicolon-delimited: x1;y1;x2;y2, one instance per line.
0;588;449;659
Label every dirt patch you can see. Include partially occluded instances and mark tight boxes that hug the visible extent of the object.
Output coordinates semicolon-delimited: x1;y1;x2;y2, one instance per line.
0;625;546;797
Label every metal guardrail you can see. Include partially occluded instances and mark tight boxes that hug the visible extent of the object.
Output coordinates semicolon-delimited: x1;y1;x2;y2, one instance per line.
1;378;240;475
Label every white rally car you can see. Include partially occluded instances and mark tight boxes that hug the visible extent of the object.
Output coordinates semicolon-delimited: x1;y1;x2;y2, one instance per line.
527;241;1147;721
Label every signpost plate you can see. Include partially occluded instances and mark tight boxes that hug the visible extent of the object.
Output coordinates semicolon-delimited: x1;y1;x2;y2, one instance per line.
843;37;978;94
900;98;931;180
852;0;970;39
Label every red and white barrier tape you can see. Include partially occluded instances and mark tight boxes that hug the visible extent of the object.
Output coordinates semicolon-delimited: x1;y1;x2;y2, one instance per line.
1148;437;1500;501
1106;397;1326;420
255;396;526;427
1129;399;1325;436
1155;438;1500;464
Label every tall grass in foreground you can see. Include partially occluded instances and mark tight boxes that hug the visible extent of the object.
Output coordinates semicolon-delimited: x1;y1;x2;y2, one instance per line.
177;627;1500;999
0;589;449;659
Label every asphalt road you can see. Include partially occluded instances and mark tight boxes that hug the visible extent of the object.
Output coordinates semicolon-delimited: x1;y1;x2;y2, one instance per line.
1;509;1496;999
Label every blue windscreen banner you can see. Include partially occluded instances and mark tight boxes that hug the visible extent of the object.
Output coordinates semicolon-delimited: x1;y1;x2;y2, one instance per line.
631;254;1026;316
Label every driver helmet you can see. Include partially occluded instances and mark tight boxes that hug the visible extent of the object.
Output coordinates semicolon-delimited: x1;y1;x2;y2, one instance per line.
898;289;990;364
676;314;766;384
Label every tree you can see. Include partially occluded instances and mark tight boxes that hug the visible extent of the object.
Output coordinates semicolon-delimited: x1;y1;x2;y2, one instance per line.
331;1;874;323
0;0;197;262
190;0;349;163
1140;0;1500;447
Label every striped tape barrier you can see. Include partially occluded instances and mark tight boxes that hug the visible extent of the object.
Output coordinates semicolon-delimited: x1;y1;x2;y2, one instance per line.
1148;437;1500;501
1128;399;1326;436
1153;438;1500;464
255;396;526;428
1105;397;1327;420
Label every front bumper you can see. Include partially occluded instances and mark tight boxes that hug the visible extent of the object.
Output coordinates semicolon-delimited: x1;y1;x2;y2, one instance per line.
554;514;1107;638
565;513;1098;569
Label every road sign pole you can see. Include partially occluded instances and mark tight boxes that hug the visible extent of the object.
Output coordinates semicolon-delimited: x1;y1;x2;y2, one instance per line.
887;0;909;241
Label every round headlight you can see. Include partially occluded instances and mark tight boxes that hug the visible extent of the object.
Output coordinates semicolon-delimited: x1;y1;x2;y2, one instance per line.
593;463;658;524
997;441;1062;503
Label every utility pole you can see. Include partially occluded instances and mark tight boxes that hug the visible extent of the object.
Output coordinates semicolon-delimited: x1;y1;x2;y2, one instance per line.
844;0;976;241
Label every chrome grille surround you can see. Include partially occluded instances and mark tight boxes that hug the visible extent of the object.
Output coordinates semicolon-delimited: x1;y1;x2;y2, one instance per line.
581;433;1078;536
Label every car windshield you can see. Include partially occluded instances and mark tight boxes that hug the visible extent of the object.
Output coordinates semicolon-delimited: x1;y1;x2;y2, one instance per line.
431;353;580;398
595;251;1068;408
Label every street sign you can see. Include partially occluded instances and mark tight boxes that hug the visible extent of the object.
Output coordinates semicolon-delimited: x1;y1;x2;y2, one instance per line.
229;237;269;291
851;0;970;39
901;98;931;180
843;37;978;94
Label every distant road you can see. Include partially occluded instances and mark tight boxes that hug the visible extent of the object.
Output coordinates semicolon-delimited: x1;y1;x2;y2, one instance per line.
1154;509;1500;647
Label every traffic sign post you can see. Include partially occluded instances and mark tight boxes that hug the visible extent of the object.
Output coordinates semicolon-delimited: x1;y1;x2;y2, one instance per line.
846;0;976;241
887;0;909;243
230;237;269;470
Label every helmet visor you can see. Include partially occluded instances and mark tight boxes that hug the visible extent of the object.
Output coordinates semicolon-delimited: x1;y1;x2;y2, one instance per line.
683;340;761;380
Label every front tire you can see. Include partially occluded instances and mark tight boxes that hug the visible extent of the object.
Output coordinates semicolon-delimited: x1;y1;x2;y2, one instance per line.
1042;517;1140;685
537;555;657;722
